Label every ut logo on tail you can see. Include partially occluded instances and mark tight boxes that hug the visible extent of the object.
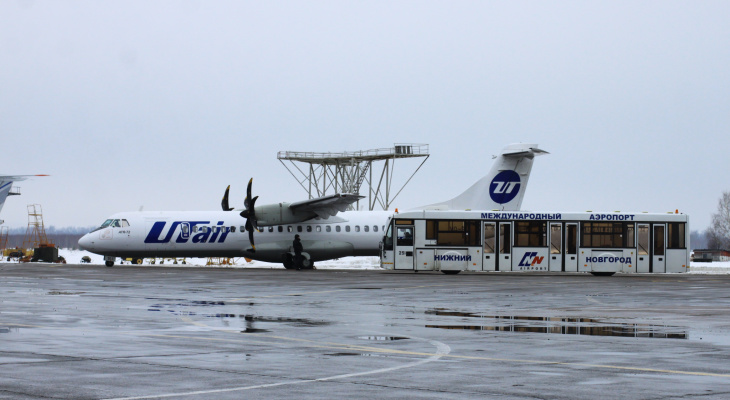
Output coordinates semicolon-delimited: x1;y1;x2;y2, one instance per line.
518;252;544;267
489;170;521;204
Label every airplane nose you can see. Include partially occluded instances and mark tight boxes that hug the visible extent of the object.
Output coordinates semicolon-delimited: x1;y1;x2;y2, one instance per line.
78;234;93;251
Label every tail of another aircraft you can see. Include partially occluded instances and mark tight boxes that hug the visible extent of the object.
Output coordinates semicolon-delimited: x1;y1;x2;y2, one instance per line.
0;175;47;224
422;143;548;211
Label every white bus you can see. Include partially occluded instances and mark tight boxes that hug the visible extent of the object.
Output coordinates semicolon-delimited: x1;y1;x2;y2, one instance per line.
380;210;689;275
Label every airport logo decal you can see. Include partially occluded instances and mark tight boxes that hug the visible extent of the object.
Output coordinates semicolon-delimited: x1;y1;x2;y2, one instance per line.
490;170;521;204
518;252;544;267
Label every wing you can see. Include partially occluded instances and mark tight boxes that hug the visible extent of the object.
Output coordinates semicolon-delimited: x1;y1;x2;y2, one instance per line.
289;193;365;218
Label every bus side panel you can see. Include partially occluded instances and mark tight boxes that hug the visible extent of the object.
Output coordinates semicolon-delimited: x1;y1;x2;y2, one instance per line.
666;249;688;273
416;248;435;271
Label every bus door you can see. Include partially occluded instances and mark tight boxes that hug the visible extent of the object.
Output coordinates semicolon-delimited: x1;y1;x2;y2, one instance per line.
565;223;578;272
652;224;666;273
483;222;496;271
549;223;562;272
395;225;415;270
637;224;650;273
499;222;512;271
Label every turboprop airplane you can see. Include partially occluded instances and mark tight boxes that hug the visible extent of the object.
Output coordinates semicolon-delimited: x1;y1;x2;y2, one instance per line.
0;175;48;225
79;144;547;268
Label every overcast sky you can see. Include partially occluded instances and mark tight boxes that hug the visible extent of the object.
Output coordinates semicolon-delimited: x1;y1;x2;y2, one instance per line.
1;1;728;231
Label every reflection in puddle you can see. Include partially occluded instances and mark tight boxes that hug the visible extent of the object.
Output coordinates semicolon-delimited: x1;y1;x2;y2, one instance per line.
425;310;688;339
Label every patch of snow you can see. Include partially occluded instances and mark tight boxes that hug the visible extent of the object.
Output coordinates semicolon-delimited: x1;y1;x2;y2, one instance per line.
56;249;382;270
13;249;730;274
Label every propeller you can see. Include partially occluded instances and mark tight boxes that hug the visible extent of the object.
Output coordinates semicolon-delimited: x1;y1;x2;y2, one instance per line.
239;178;259;252
221;185;234;211
221;179;259;252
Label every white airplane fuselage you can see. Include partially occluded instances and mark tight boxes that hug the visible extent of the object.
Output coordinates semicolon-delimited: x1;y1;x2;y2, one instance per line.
79;143;547;267
79;210;392;263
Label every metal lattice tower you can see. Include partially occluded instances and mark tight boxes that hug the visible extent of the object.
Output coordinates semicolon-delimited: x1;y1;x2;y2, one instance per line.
278;143;429;211
22;204;52;250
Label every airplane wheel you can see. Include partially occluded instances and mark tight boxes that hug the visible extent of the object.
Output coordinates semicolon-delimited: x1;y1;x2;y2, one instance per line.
105;261;114;267
302;258;311;268
282;253;294;269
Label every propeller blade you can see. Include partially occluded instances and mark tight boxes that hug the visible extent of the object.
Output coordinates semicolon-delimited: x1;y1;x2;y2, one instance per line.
221;185;234;211
247;223;256;252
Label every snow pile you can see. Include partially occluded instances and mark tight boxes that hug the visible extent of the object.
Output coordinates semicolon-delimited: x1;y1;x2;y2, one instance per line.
56;248;382;270
11;249;730;274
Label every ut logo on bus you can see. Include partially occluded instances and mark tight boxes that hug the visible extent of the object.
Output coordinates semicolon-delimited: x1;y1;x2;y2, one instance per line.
518;252;544;267
144;220;230;244
490;170;521;204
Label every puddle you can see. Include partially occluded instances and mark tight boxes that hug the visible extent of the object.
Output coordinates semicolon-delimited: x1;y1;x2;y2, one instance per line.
357;335;409;341
241;328;271;333
425;310;688;340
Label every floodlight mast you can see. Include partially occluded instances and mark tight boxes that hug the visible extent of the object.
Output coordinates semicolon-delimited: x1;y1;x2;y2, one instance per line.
277;144;429;211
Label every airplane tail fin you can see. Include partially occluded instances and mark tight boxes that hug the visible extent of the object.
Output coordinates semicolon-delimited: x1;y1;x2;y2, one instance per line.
422;143;548;211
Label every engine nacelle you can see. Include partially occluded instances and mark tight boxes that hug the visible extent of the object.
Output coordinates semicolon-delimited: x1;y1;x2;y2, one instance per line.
255;203;317;226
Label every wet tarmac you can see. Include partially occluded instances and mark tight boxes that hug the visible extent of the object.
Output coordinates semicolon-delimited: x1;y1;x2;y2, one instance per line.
2;263;730;399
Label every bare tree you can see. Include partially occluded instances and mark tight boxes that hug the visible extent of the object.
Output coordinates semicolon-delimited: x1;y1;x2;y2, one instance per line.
707;191;730;249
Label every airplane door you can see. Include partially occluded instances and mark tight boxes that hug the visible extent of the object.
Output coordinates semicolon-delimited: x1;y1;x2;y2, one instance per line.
549;223;562;272
499;222;512;271
637;224;650;273
564;223;578;272
483;222;496;271
395;225;415;270
653;224;666;273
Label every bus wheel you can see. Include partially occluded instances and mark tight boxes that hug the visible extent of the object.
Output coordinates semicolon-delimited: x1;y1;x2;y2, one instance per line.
105;261;114;267
590;272;615;276
441;270;461;275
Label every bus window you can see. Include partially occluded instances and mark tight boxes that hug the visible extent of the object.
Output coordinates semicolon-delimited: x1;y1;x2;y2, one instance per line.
626;224;635;248
426;220;437;240
397;227;413;246
435;220;480;246
500;224;511;253
515;221;546;247
668;223;685;249
550;224;561;254
566;224;577;254
484;222;495;254
383;224;393;250
654;225;665;256
637;225;649;255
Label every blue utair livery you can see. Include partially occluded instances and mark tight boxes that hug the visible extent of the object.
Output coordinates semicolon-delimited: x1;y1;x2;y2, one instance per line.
144;221;231;244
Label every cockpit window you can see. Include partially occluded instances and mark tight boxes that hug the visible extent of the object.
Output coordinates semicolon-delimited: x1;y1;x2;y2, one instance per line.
111;220;121;228
100;219;113;228
121;219;130;227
